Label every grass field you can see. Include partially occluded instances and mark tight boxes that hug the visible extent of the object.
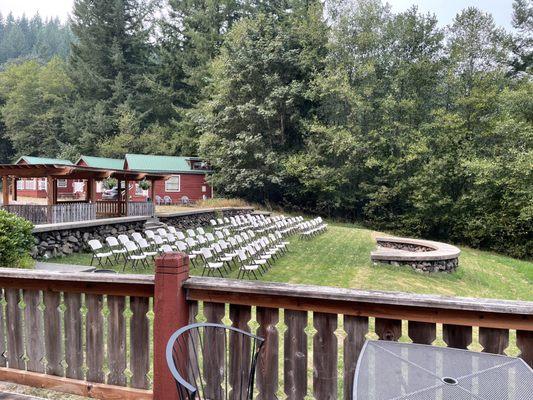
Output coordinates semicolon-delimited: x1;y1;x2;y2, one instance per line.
50;221;532;301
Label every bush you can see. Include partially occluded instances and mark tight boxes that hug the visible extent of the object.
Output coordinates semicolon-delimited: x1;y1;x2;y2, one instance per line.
0;210;34;267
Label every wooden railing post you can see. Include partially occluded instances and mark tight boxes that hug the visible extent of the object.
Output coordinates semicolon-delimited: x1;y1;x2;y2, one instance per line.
153;252;190;400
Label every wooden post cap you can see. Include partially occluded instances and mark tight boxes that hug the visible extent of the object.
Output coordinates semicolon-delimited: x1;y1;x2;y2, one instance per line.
155;252;189;275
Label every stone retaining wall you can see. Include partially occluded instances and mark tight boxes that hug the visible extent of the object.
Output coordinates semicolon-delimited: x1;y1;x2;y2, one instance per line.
31;207;253;259
157;208;250;229
377;257;459;273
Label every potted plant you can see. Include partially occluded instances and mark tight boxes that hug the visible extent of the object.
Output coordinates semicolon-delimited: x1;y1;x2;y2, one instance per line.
103;178;118;190
138;180;150;191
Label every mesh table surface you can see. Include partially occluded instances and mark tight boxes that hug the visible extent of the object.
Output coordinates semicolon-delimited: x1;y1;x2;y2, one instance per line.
353;340;533;400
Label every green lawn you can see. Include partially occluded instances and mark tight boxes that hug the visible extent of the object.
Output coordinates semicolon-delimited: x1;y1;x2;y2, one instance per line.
49;221;532;301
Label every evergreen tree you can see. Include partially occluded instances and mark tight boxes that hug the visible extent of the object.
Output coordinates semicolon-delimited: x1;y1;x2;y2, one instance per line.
67;0;159;153
0;58;74;159
510;0;533;74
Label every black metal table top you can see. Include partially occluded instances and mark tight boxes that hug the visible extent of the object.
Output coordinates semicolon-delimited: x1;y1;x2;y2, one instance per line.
353;340;533;400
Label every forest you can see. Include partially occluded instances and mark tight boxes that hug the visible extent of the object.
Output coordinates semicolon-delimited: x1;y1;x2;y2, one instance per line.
0;0;531;258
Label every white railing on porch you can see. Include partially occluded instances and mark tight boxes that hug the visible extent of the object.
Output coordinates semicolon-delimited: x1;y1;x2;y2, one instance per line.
2;201;154;224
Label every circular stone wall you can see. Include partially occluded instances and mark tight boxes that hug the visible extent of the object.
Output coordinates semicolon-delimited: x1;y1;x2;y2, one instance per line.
370;237;460;273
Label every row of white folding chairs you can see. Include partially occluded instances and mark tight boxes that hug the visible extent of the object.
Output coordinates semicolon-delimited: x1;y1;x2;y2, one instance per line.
174;232;290;278
299;217;328;239
87;235;156;270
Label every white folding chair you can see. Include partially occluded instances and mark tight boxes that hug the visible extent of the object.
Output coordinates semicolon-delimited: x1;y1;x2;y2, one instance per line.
88;239;113;267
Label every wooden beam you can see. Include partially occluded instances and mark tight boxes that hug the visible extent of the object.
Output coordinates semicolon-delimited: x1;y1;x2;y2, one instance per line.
186;289;532;331
0;367;152;400
124;179;129;217
183;278;533;331
2;175;9;206
12;178;17;201
0;269;154;297
86;178;93;203
46;178;54;206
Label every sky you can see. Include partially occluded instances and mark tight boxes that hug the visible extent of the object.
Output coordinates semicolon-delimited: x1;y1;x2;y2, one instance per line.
0;0;517;30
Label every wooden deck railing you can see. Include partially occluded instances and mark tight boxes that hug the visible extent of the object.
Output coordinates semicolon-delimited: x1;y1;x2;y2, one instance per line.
127;201;154;217
1;204;49;224
3;201;152;223
180;277;533;400
0;254;531;400
2;203;97;224
0;268;154;399
95;200;125;218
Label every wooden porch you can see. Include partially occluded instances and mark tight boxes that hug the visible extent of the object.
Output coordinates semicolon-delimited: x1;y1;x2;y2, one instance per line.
0;163;167;224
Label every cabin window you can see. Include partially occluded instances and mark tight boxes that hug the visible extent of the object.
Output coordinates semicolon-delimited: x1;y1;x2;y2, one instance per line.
38;179;46;190
165;176;181;192
96;182;103;193
57;179;67;188
201;185;207;193
16;180;24;190
25;179;36;190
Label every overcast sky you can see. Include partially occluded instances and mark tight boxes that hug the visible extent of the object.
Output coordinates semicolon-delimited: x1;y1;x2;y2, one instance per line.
0;0;516;30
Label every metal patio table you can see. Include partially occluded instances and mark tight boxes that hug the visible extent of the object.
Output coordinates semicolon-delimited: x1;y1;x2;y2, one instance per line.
353;340;533;400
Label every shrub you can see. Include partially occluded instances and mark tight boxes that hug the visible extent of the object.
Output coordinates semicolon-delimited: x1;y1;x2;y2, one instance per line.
0;210;34;267
196;197;252;208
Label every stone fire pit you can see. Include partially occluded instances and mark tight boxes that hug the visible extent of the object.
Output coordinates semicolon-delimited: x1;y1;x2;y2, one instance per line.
371;236;460;273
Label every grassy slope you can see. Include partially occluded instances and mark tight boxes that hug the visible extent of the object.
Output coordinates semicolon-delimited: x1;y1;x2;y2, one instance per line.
50;222;532;301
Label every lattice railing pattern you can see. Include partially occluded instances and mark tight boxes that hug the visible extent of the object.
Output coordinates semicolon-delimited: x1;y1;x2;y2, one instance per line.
0;287;153;390
190;300;531;400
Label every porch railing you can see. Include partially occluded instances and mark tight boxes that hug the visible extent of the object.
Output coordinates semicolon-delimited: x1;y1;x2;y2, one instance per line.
95;200;125;218
95;201;154;218
0;255;530;400
1;204;49;224
180;277;533;400
2;201;153;223
127;201;154;217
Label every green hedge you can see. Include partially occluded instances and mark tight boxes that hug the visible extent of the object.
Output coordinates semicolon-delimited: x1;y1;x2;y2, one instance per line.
0;209;34;267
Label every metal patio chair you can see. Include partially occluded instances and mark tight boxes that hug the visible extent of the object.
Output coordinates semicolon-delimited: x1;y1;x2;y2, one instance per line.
166;323;264;400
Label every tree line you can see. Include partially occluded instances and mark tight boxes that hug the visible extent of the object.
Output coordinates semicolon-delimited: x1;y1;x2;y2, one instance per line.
0;13;72;66
0;0;531;258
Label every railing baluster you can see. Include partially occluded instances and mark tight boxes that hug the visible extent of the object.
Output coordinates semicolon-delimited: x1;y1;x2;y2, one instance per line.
517;330;533;367
313;312;338;400
130;296;150;389
343;315;368;400
86;294;104;383
256;307;279;400
408;321;436;345
64;292;83;380
5;288;24;369
375;318;402;341
229;304;252;399
43;291;62;376
23;289;45;373
203;302;225;399
479;327;509;355
443;324;472;349
284;309;308;400
107;295;127;386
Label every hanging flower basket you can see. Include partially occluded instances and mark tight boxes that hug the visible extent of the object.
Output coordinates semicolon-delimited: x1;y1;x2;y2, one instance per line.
138;180;151;191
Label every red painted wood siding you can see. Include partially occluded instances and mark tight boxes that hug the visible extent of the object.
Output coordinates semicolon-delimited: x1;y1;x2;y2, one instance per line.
15;173;211;204
151;174;211;203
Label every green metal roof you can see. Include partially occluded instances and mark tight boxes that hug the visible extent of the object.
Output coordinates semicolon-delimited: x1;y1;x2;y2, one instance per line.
125;154;208;174
16;156;73;165
76;155;125;170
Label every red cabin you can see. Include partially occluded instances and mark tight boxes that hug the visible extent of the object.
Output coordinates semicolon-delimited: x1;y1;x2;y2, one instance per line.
13;154;212;205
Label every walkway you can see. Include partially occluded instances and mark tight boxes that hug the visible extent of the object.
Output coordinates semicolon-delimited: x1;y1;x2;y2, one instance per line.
35;262;95;273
